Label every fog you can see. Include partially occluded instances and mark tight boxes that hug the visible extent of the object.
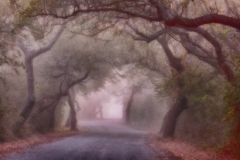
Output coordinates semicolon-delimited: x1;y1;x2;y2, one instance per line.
0;1;238;158
53;76;169;134
102;98;123;119
76;88;124;121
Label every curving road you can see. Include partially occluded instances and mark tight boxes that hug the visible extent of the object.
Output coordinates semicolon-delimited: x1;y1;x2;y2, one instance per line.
4;120;161;160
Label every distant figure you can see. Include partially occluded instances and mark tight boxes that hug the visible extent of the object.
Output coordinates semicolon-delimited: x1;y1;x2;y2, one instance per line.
95;104;103;119
75;101;81;112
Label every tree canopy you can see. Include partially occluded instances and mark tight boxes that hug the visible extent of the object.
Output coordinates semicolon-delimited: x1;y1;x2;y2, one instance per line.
1;0;240;158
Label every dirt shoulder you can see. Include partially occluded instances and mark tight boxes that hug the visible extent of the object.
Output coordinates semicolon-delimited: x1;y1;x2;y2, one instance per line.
148;135;237;160
0;130;82;160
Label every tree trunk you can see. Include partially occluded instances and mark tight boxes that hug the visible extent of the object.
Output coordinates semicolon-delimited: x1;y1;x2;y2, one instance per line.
49;98;61;130
14;58;35;134
160;94;188;138
157;37;189;138
14;26;65;134
125;89;136;124
67;90;77;131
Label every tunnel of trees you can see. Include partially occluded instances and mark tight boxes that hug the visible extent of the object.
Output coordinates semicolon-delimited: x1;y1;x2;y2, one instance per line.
0;0;240;158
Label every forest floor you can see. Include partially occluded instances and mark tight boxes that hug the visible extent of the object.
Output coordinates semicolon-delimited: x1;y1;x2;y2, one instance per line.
0;130;81;160
148;135;237;160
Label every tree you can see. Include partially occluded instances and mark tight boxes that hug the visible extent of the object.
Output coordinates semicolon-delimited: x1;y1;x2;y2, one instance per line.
124;20;237;137
13;23;65;134
17;0;238;85
13;0;239;82
157;36;189;137
113;12;240;155
65;87;81;128
35;34;127;130
123;11;237;136
38;69;90;131
9;0;240;155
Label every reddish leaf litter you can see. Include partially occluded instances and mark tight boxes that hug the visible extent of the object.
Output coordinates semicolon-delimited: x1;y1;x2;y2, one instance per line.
0;131;80;160
148;135;237;160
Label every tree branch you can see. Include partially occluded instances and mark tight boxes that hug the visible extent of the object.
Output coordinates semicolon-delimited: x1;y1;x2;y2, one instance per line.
29;24;66;59
127;22;167;43
182;27;235;81
30;1;240;30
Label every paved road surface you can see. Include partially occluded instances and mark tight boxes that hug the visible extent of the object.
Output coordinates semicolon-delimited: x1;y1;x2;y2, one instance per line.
4;120;160;160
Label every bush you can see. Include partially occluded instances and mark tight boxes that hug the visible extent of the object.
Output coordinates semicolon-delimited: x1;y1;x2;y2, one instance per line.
222;55;240;158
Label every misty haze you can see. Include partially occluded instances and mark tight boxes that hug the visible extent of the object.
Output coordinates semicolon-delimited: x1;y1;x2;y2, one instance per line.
0;0;240;160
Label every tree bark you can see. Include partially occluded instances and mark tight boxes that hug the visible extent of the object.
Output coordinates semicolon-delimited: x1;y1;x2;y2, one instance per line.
125;24;190;137
125;25;189;137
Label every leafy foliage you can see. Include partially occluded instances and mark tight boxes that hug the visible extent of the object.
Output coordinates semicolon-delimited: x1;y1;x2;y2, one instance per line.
222;54;240;158
0;0;40;73
156;66;228;147
0;1;24;72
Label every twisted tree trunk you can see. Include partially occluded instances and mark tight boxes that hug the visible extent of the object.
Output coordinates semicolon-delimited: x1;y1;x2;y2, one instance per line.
160;94;188;138
158;36;188;138
13;58;35;133
13;25;65;134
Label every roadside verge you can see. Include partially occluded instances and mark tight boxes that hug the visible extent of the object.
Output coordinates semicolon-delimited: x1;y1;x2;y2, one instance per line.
148;134;237;160
0;130;82;160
